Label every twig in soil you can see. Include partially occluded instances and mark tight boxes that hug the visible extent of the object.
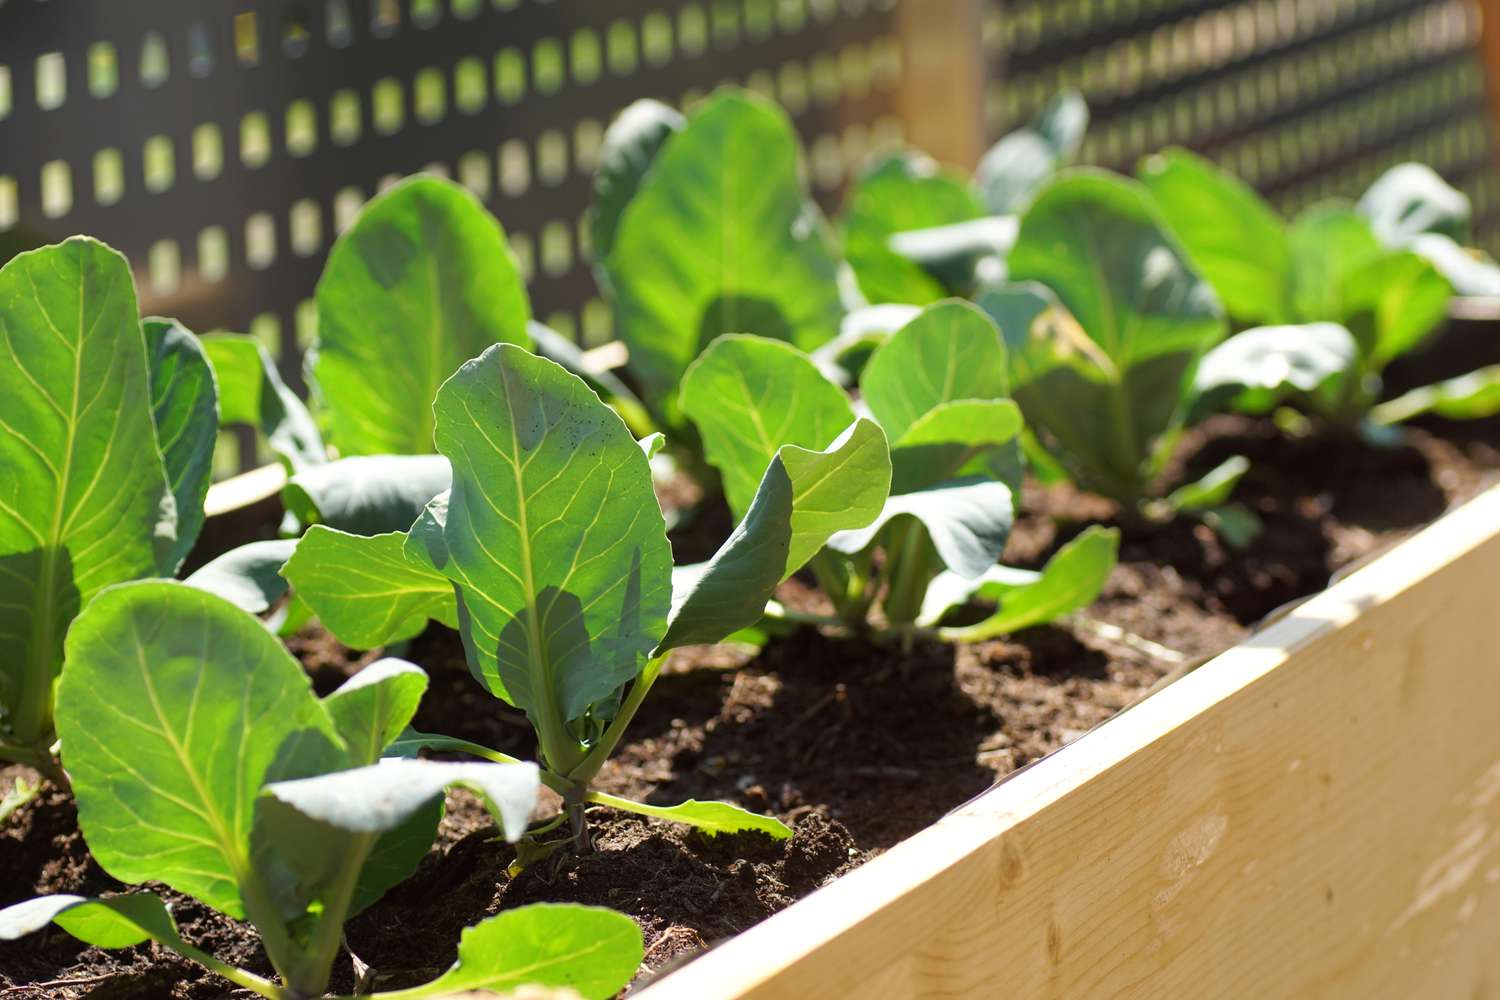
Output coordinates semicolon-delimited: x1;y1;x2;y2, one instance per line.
0;973;120;995
1067;615;1186;664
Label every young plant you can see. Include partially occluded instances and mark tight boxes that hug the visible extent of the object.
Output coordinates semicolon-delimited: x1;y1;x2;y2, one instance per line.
595;89;845;428
1358;161;1500;298
1139;148;1500;429
842;91;1090;304
681;300;1118;640
0;580;643;1000
287;343;891;843
975;171;1243;527
0;239;284;793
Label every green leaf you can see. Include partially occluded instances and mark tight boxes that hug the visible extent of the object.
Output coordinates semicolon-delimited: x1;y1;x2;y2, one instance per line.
975;90;1089;214
57;580;344;919
1166;455;1250;512
886;216;1017;293
859;300;1010;441
842;152;986;305
679;334;856;518
261;759;539;843
1197;503;1263;549
923;525;1119;638
590;99;684;266
201;333;326;473
592;792;791;839
1137;147;1292;325
1286;205;1384;323
380;903;642;1000
827;478;1014;579
0;892;180;950
283;527;458;649
889;399;1023;494
144;317;218;574
659;419;890;651
1357;162;1470;245
314;176;532;456
0;238;173;749
1000;172;1226;502
417;344;673;746
1371;365;1500;425
322;658;429;765
528;320;654;438
1191;323;1358;416
282;454;451;535
181;538;298;614
1340;249;1450;373
603;90;843;407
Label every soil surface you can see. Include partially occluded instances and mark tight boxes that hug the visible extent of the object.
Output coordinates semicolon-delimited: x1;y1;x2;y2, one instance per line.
4;397;1499;997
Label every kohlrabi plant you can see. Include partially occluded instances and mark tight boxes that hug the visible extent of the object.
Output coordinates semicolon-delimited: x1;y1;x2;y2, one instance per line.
594;89;845;429
975;171;1250;535
0;238;288;802
1138;148;1500;430
286;343;891;845
0;581;643;1000
842;91;1090;304
681;300;1118;641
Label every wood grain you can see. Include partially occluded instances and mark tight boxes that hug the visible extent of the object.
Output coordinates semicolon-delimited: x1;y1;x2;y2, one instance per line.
638;483;1500;999
893;0;988;171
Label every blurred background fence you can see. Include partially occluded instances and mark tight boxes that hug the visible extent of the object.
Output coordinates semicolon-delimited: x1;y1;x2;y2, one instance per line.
2;0;1498;393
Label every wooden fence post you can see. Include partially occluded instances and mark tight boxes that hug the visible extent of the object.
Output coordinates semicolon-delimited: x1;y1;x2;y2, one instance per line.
1478;0;1500;176
893;0;989;171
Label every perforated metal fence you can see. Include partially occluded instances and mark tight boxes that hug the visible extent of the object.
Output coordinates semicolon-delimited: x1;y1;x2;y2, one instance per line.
986;0;1500;253
0;0;907;388
3;0;1498;393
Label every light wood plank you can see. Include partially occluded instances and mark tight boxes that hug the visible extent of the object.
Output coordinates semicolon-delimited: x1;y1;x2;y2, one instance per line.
639;483;1500;999
894;0;988;171
204;462;286;518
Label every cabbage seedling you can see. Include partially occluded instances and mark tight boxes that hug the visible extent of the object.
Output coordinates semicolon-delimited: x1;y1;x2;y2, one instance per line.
289;343;891;843
0;581;643;1000
681;300;1119;640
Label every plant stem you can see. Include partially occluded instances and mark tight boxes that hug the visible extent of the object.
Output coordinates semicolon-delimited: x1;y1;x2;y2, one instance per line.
169;944;289;1000
289;832;378;998
760;602;850;630
564;655;665;790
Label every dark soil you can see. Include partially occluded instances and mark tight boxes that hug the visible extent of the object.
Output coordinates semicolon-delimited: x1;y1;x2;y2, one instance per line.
5;393;1499;997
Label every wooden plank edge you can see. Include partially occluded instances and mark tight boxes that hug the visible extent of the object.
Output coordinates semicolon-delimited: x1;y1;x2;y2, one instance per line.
635;481;1500;999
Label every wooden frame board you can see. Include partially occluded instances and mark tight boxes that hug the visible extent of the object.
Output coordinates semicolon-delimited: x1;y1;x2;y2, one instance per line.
636;482;1500;999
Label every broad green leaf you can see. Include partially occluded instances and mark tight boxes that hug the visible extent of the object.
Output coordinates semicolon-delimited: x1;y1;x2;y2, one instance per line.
1198;503;1263;549
0;238;173;748
57;580;344;919
1191;323;1358;416
1357;162;1470;245
418;344;673;731
842;152;986;304
0;892;179;950
314;176;532;455
283;527;458;649
1340;249;1450;373
1137;147;1292;325
261;759;538;842
889;399;1023;495
201;333;326;473
1166;455;1250;512
144;317;218;574
528;320;654;438
1286;205;1383;323
922;525;1119;638
590;99;684;266
679;335;855;517
1001;172;1226;502
282;454;451;535
604;90;843;406
886;216;1017;293
322;658;429;765
592;791;791;839
181;538;298;614
379;904;642;1000
1371;365;1500;425
859;300;1010;441
827;478;1014;579
975;91;1089;214
659;419;890;651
